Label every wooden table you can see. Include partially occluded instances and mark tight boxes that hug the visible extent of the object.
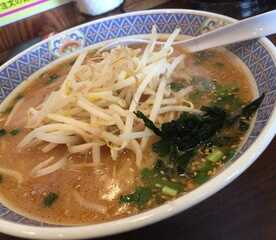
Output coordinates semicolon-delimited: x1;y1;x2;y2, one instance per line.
1;1;276;239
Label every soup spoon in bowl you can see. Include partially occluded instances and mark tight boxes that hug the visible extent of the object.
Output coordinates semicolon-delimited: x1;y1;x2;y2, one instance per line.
101;10;276;53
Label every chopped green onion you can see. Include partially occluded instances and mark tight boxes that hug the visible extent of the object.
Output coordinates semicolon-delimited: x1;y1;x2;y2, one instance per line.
212;84;242;111
189;90;204;101
194;161;214;184
194;171;209;185
207;149;224;162
225;149;236;161
120;187;152;207
170;82;185;92
214;62;224;68
15;94;24;101
43;192;58;207
141;168;183;191
153;178;183;192
9;128;20;136
193;51;215;64
155;183;162;188
162;186;178;197
47;74;59;84
0;128;6;137
141;168;154;179
191;76;215;91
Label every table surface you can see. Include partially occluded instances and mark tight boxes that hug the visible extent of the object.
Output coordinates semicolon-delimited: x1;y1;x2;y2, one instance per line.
1;1;276;240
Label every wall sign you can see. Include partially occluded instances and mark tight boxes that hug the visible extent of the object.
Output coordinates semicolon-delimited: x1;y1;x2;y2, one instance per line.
0;0;72;27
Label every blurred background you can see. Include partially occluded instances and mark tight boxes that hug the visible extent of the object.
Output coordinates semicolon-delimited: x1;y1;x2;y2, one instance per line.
0;0;275;65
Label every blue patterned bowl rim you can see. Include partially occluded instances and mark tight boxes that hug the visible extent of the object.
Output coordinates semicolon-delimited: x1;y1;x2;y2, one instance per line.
0;9;275;239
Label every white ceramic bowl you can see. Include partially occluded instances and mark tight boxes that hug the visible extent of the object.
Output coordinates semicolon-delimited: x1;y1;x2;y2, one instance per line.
0;9;275;239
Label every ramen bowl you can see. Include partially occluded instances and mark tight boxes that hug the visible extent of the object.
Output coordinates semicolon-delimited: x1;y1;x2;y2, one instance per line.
0;9;275;239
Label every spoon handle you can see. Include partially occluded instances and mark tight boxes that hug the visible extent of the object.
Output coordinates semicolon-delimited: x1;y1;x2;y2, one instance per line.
181;10;276;52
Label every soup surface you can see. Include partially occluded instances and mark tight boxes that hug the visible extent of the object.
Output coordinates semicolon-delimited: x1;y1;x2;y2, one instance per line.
0;31;261;225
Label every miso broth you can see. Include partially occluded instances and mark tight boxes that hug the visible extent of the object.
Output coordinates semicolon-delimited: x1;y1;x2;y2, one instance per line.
0;38;260;225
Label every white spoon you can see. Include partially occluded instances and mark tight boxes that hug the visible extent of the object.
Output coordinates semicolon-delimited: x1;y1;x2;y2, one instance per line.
102;10;276;53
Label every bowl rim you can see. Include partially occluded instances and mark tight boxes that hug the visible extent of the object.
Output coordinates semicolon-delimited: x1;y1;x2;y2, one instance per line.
0;8;276;240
